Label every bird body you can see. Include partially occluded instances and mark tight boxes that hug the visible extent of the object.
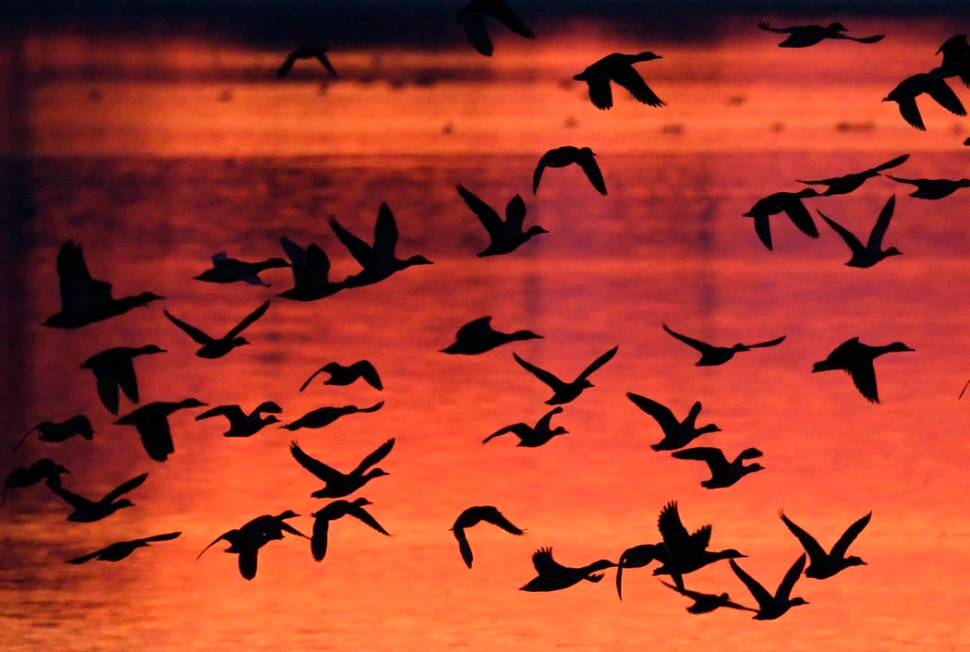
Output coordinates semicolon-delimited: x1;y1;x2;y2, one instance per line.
533;146;607;195
452;506;525;568
780;511;871;579
513;345;618;404
520;547;616;592
730;555;809;620
442;316;541;355
662;324;785;366
195;253;290;286
758;22;884;48
884;72;966;130
574;51;664;110
198;511;306;580
300;360;383;392
743;189;819;250
671;447;765;489
936;35;970;87
652;501;746;587
278;237;345;301
13;415;93;451
47;472;148;522
115;399;207;461
81;345;165;414
812;337;914;403
483;407;567;447
290;439;394;498
818;195;901;268
659;581;755;614
310;498;391;562
195;402;282;437
3;459;69;506
330;203;432;288
282;402;384;431
626;392;720;451
67;532;181;564
164;300;270;359
886;175;970;199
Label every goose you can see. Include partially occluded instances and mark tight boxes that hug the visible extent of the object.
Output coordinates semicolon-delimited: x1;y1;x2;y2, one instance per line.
81;345;166;414
812;337;914;403
729;554;809;620
47;472;149;522
456;184;546;256
290;438;394;498
452;506;525;568
164;300;271;359
513;345;618;404
574;51;664;110
818;195;901;268
626;392;720;451
779;511;871;579
671;447;765;489
520;547;616;592
442;316;541;355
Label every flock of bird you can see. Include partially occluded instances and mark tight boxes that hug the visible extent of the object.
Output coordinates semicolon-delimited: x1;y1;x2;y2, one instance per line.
6;0;970;623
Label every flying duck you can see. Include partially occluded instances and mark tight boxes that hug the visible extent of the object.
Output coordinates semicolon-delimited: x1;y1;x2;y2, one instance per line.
729;554;809;620
13;415;93;451
281;402;384;431
662;324;786;366
885;175;970;199
796;154;909;196
276;47;338;78
935;35;970;86
47;472;149;522
198;511;307;580
195;402;283;437
513;345;619;404
812;337;914;403
115;399;207;462
164;300;271;359
482;406;567;447
67;532;181;564
290;438;394;498
779;511;871;579
533;146;607;195
626;392;720;451
884;72;966;131
456;184;547;256
671;447;765;489
300;360;383;392
520;547;617;592
818;195;901;268
653;501;746;589
659;580;756;615
758;22;884;47
3;458;69;506
574;51;665;110
442;316;541;355
81;345;166;414
194;252;290;287
452;506;525;568
278;236;345;301
310;498;391;562
743;189;819;250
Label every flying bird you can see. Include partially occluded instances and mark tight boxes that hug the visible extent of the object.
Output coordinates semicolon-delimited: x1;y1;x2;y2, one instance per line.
47;472;149;522
615;543;665;600
533;146;607;195
659;581;756;615
457;0;535;57
653;501;746;590
662;324;786;366
519;547;616;592
671;447;765;489
483;406;568;447
441;316;541;355
885;175;970;199
195;402;283;437
115;399;207;462
198;511;306;580
812;337;914;403
883;72;966;130
779;511;871;579
290;438;394;498
574;51;665;110
743;189;819;250
13;415;93;451
281;402;384;431
796;154;909;196
451;506;525;568
164;300;271;359
278;237;345;301
300;360;383;392
818;195;901;268
935;35;970;87
194;252;290;287
67;532;181;564
276;47;338;79
729;555;809;620
513;345;619;405
81;345;166;414
3;458;69;506
456;184;547;256
626;392;720;451
758;22;884;47
310;498;391;562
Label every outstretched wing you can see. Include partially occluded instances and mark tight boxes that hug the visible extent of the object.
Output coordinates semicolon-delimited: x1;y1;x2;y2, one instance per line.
456;316;494;341
830;512;872;559
93;368;122;415
57;240;113;316
457;184;504;238
102;472;148;503
584;75;614;110
459;13;493;57
290;442;343;483
372;203;400;263
611;67;665;107
626;392;680;433
779;512;827;566
299;366;328;392
453;526;474;568
164;310;213;345
351;438;396;475
225;300;271;339
486;2;536;39
745;335;787;349
47;482;90;510
532;152;552;193
351;360;383;391
576;345;619;382
67;546;110;564
513;353;564;391
757;22;792;34
577;153;608;195
868;153;910;175
663;324;716;354
195;405;246;422
925;77;967;116
532;547;566;574
481;506;525;535
867;195;896;250
657;501;692;552
276;52;299;78
729;559;774;610
671;447;730;475
848;360;880;403
315;52;339;78
348;504;391;535
783;199;819;237
895;97;926;130
329;217;374;267
137;531;182;545
819;211;865;255
776;554;807;601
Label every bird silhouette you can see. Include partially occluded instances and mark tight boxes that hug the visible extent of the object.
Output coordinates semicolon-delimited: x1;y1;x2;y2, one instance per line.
812;337;914;403
482;406;568;447
818;195;901;268
3;458;69;506
278;237;345;301
43;240;162;328
659;580;756;615
281;402;384;431
796;154;909;196
520;547;616;592
47;472;148;522
81;345;166;414
442;316;541;355
290;438;394;498
195;402;283;437
936;35;970;87
67;532;181;564
458;0;535;57
885;175;970;199
729;555;809;620
277;46;338;78
330;203;433;288
671;447;765;489
533;146;607;195
884;72;966;130
626;392;720;451
653;501;746;589
513;345;618;404
758;22;884;47
574;52;665;109
451;506;525;568
615;543;665;600
115;399;207;462
198;511;307;580
194;252;290;287
300;360;383;392
662;324;786;366
456;184;547;256
13;415;93;451
310;498;391;562
164;300;271;359
780;511;871;579
743;189;819;250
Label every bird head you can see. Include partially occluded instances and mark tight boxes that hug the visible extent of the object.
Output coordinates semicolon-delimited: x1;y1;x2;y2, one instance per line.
551;427;569;437
137;292;164;303
263;415;281;426
829;22;848;31
367;467;390;479
322;362;342;373
887;341;915;353
527;225;549;236
233;336;250;347
353;497;373;507
405;255;433;267
114;499;135;510
140;344;167;354
580;147;596;157
789;597;810;607
883;246;903;257
844;555;867;568
637;51;663;61
580;379;595;389
180;398;208;409
698;423;721;435
277;510;300;520
745;463;766;474
716;549;746;560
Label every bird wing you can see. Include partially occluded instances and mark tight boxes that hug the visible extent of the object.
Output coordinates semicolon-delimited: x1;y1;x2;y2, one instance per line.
532;153;550;193
352;438;396;475
225;300;271;339
102;472;148;503
352;360;383;391
926;78;967;116
783;199;819;237
753;213;773;250
67;546;108;564
729;559;774;610
164;310;213;345
818;211;866;254
138;531;182;544
689;524;712;551
196;530;233;559
299;366;328;392
671;447;730;475
848;360;880;403
659;580;707;601
745;335;787;349
575;345;619;382
657;501;692;552
868;153;910;174
238;548;258;580
195;405;245;422
757;22;792;34
115;359;140;405
93;368;122;415
830;512;872;559
776;554;807;601
456;316;494;341
885;175;921;188
663;324;715;354
136;417;175;462
329;217;374;267
276;52;299;78
57;241;113;315
348;504;391;535
610;67;664;107
372;203;400;263
779;512;828;566
315;52;338;78
895;97;926;130
585;75;614;110
505;195;527;232
578;153;608;195
485;2;535;39
459;13;493;57
457;184;504;238
47;482;90;510
867;195;896;250
482;424;521;444
513;353;564;391
280;237;308;285
626;392;680;434
481;507;525;535
290;442;342;482
532;547;566;574
534;406;563;432
453;526;474;568
311;516;331;561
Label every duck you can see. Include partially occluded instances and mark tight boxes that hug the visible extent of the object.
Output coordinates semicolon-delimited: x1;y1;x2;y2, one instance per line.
81;345;166;414
47;472;149;522
195;402;283;437
457;0;535;57
194;252;290;286
290;438;394;499
729;554;809;620
310;498;391;562
671;447;765;489
653;501;747;589
164;300;271;359
513;345;619;405
796;154;909;196
115;398;208;462
13;415;94;451
885;175;970;199
482;406;567;447
779;511;871;579
574;51;665;110
758;22;884;47
281;402;384;431
299;360;383;392
818;195;901;268
662;324;786;366
67;532;181;564
659;580;756;615
441;316;541;355
451;506;525;568
3;458;69;506
330;203;432;288
743;189;819;250
456;185;547;256
812;337;914;403
276;46;338;78
278;236;345;301
533;146;607;195
884;72;966;131
520;547;617;592
935;35;970;87
197;511;307;580
43;240;162;329
626;392;720;451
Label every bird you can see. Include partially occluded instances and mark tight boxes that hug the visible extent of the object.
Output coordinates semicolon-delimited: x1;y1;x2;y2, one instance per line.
47;472;149;522
812;337;914;403
80;345;166;414
883;72;966;131
482;407;568;447
299;360;383;392
278;237;345;301
519;548;617;592
533;146;607;195
779;511;871;579
457;0;535;57
653;501;746;589
818;195;901;268
513;345;619;405
451;506;525;568
43;240;162;328
310;498;391;562
758;22;884;47
743;189;819;250
115;399;208;462
195;402;283;437
3;458;69;506
729;555;809;620
330;203;433;288
194;252;290;287
796;154;910;196
281;402;384;431
67;532;181;564
276;46;338;79
662;324;786;366
615;543;664;600
198;511;307;580
164;300;271;359
885;175;970;200
659;581;756;615
441;316;541;355
671;447;765;489
290;439;394;498
573;52;665;110
935;35;970;87
626;392;720;451
13;415;94;451
456;184;547;256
